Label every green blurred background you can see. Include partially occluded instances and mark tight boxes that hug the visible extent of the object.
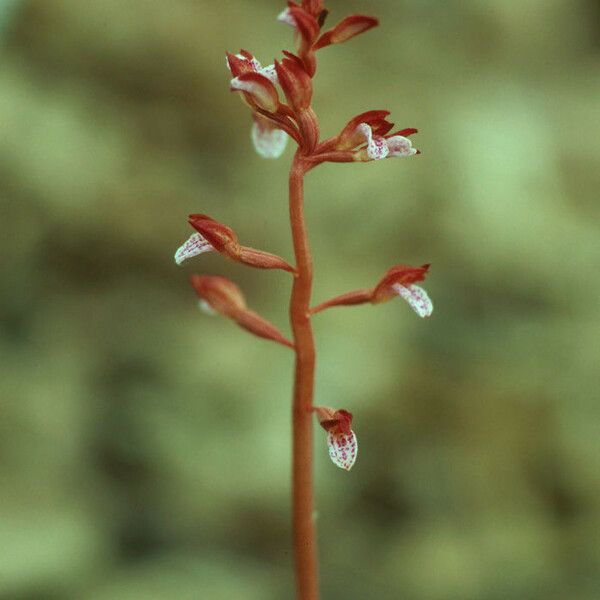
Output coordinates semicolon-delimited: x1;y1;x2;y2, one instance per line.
1;0;600;598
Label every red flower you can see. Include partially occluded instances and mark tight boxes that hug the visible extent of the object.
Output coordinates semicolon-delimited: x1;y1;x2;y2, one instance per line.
175;214;295;273
312;264;433;318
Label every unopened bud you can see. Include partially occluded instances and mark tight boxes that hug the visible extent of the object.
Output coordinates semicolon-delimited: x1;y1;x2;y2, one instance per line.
190;275;246;318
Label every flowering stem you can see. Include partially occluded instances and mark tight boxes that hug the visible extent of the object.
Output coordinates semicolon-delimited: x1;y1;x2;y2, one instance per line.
289;152;319;600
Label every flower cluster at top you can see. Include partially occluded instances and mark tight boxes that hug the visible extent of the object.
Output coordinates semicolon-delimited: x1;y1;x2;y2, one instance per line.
226;0;419;162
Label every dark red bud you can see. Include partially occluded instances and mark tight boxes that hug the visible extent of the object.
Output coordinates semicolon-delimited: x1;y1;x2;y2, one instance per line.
317;9;329;27
289;6;320;47
288;6;320;75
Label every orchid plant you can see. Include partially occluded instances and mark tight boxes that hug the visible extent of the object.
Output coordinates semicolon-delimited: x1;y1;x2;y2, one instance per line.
175;1;431;598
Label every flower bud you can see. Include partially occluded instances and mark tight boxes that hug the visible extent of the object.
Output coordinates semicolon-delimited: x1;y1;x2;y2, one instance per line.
191;275;246;318
287;6;320;75
314;14;379;50
288;6;320;49
230;72;280;113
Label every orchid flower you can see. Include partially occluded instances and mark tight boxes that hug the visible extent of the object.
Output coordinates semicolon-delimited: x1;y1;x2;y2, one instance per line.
315;407;358;470
311;264;433;318
355;123;418;161
175;214;295;273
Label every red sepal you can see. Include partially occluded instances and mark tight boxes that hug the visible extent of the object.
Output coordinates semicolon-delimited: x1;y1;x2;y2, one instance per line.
314;14;379;50
226;51;257;77
188;214;240;256
275;58;313;112
188;214;295;273
288;6;320;75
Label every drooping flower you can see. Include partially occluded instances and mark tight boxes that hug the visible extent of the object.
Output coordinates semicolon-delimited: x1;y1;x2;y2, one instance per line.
175;214;295;273
371;264;432;318
314;406;358;470
353;123;419;161
311;264;433;318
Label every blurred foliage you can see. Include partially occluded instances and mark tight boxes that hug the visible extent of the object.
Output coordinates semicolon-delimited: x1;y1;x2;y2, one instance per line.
1;0;600;598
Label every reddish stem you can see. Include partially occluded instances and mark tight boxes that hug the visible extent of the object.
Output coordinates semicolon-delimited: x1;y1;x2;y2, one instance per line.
289;153;319;600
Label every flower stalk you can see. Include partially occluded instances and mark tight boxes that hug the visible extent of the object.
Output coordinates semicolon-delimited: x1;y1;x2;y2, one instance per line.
174;2;432;598
289;154;318;599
